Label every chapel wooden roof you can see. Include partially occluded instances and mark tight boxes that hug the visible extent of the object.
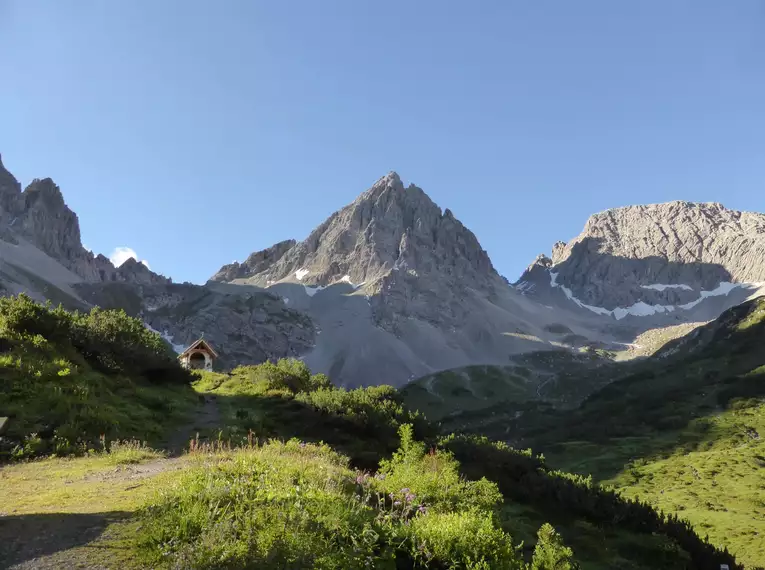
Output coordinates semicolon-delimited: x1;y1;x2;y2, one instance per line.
178;338;219;359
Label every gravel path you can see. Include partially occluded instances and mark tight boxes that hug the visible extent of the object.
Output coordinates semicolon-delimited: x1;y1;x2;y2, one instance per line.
1;395;223;569
164;394;222;455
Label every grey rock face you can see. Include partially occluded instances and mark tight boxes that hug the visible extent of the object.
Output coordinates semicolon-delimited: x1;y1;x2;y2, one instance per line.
13;149;765;386
0;159;169;286
523;201;765;310
0;155;311;371
0;154;22;218
209;172;610;386
76;282;316;369
210;239;296;283
211;172;502;333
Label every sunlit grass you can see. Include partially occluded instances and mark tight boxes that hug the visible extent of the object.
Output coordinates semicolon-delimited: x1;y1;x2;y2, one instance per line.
105;440;166;466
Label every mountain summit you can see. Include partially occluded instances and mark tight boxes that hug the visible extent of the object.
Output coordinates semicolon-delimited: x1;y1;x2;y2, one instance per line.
0;160;168;288
5;153;765;387
211;173;577;385
211;172;497;292
211;172;505;336
517;200;765;320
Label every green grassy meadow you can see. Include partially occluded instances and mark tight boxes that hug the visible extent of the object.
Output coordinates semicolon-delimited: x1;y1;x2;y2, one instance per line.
0;294;755;568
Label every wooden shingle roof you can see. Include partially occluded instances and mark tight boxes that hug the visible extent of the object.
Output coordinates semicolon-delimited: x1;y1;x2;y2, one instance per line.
178;338;219;359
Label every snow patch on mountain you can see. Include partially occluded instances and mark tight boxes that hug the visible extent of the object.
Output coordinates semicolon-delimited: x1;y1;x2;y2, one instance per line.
641;283;694;291
550;271;612;316
678;282;748;310
550;270;760;320
339;275;365;289
304;284;326;297
144;322;186;353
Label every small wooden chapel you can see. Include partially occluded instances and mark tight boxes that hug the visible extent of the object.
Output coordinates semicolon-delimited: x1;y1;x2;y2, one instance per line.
178;338;218;371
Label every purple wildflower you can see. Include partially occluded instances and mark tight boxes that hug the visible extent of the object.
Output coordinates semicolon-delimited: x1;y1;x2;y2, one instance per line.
418;505;427;514
405;493;416;503
393;500;402;506
400;488;410;494
299;442;306;448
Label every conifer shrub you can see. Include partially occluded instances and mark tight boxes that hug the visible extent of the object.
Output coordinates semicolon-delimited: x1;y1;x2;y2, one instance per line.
530;524;577;570
0;295;195;460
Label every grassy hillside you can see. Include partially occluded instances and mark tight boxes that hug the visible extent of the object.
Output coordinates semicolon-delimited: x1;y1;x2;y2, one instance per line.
400;321;711;425
446;296;765;568
0;295;746;568
0;294;196;460
400;351;624;423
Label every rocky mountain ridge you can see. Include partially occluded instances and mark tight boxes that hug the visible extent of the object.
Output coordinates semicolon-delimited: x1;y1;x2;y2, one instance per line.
210;172;503;335
208;172;612;385
0;154;168;287
4;151;765;387
0;155;315;368
516;200;765;320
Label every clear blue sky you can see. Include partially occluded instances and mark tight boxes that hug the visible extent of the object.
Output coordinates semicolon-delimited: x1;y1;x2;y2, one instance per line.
1;1;764;284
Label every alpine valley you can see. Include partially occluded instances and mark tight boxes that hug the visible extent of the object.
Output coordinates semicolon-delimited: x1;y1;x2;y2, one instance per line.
2;153;765;568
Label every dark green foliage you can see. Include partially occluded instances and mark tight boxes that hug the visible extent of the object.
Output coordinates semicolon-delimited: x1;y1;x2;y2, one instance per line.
425;298;765;565
229;358;331;393
2;292;755;567
193;359;740;568
0;295;195;460
194;365;434;470
440;435;742;570
0;294;190;384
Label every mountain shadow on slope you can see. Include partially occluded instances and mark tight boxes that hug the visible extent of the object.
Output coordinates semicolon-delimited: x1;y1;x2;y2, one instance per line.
521;236;762;322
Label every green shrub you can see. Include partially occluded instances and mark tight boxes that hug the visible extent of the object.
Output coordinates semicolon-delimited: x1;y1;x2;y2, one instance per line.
70;306;188;383
0;295;196;460
196;363;433;467
138;440;390;568
0;294;190;384
375;425;502;515
138;430;527;569
530;524;577;570
405;511;522;569
229;358;324;393
0;294;69;339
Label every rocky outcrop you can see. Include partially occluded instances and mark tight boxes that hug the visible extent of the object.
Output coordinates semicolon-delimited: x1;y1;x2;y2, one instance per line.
76;282;316;369
520;201;765;310
207;172;601;386
12;150;765;386
0;154;22;218
0;154;312;371
0;158;169;286
211;172;503;333
210;239;296;283
514;255;552;295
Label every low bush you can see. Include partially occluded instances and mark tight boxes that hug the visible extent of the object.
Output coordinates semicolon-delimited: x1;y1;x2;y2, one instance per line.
193;362;434;468
530;524;577;570
138;426;571;569
0;295;196;460
0;294;190;384
228;358;329;394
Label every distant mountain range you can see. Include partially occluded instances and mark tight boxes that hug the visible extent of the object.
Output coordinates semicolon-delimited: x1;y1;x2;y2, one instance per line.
2;153;764;387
